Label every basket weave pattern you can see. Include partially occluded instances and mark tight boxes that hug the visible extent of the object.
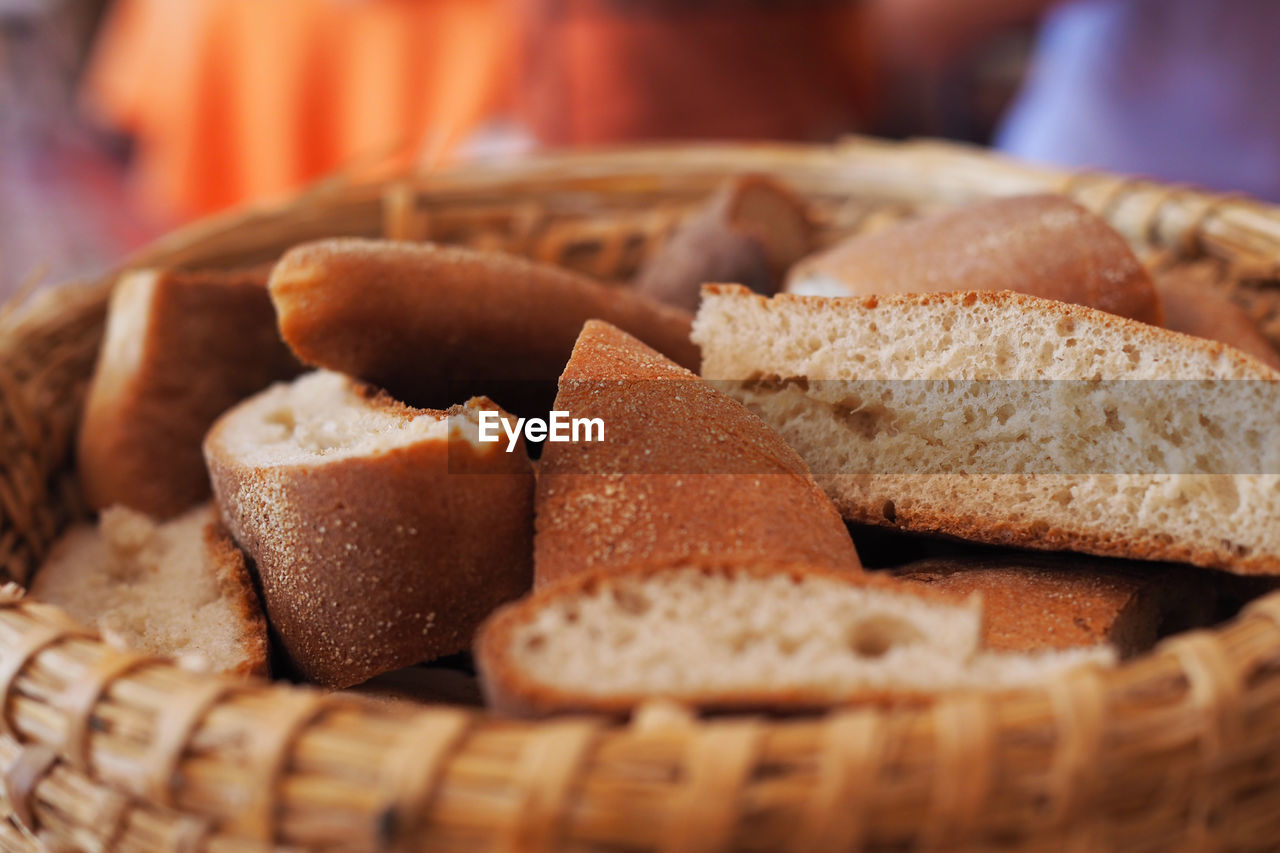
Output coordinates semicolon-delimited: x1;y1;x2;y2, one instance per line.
1;139;1280;851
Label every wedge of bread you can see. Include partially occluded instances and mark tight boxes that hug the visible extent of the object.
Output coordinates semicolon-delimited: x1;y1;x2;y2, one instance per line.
1156;264;1280;369
78;266;302;518
476;560;1111;717
634;175;811;311
534;321;861;587
204;370;535;688
785;195;1162;325
32;503;268;676
888;555;1210;657
269;238;699;414
694;286;1280;574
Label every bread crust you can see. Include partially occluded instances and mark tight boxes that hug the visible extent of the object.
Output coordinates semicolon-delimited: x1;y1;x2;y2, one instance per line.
534;321;862;587
269;238;700;414
785;194;1163;325
1156;264;1280;369
204;384;535;688
201;518;271;677
476;558;976;718
889;554;1172;657
78;266;301;518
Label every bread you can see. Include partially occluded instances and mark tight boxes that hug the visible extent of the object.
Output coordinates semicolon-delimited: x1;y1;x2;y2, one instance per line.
475;560;1112;717
203;370;535;688
534;321;861;587
1156;264;1280;369
32;504;268;676
785;195;1163;325
694;286;1280;574
634;175;811;311
78;266;302;518
888;555;1186;657
269;238;700;414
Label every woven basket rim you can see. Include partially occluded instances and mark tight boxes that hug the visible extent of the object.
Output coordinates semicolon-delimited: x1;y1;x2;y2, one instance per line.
5;136;1280;851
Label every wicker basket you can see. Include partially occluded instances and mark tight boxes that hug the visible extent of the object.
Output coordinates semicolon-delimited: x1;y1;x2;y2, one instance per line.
3;137;1280;852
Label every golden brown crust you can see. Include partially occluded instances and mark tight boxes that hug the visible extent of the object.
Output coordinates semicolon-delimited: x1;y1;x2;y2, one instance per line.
888;554;1169;657
534;321;861;587
1156;264;1280;369
200;518;271;677
477;558;971;718
634;175;811;311
204;388;535;688
78;266;301;518
786;194;1163;325
269;239;700;414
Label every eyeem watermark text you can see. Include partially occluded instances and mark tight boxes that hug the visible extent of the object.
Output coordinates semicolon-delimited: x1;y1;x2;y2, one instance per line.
478;410;605;452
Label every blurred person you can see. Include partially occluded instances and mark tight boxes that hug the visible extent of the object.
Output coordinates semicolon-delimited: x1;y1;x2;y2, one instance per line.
84;0;516;220
513;0;877;145
873;0;1280;201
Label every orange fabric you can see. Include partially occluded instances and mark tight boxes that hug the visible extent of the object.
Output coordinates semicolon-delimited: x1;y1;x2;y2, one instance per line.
515;0;875;146
85;0;513;220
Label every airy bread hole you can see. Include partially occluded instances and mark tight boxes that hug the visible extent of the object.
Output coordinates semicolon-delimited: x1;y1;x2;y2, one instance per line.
847;614;924;658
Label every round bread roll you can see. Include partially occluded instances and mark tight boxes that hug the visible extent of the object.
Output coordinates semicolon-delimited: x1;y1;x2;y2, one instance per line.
786;194;1163;326
204;370;534;688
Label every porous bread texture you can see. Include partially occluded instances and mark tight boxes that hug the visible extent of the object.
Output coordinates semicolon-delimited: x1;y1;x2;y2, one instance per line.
204;369;534;688
477;562;1110;716
693;286;1280;574
32;504;268;676
211;370;450;467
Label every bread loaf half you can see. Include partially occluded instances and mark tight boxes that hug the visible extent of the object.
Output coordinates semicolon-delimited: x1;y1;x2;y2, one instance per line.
204;370;535;687
535;321;861;587
888;555;1206;658
33;504;268;676
694;286;1280;574
1156;265;1280;369
78;266;301;518
785;195;1162;325
269;238;699;414
476;560;1110;717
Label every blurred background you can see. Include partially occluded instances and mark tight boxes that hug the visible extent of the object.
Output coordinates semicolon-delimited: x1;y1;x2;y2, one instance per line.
3;0;1278;299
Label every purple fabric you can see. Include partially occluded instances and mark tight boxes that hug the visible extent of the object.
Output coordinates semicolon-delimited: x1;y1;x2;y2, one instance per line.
997;0;1280;201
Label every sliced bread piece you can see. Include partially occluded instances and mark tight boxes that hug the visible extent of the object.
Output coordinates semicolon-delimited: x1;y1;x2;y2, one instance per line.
269;238;700;414
204;370;535;688
476;560;1111;717
78;266;302;518
785;195;1162;325
888;554;1199;657
694;286;1280;575
1156;264;1280;369
634;175;811;311
535;321;861;587
32;503;268;676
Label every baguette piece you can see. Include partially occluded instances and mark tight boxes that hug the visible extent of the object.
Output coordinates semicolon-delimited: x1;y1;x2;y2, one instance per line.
889;555;1194;657
204;370;534;688
785;195;1162;325
694;286;1280;574
535;321;861;587
1156;265;1280;369
634;175;811;311
32;504;268;676
78;266;302;518
269;238;700;414
476;560;1111;717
